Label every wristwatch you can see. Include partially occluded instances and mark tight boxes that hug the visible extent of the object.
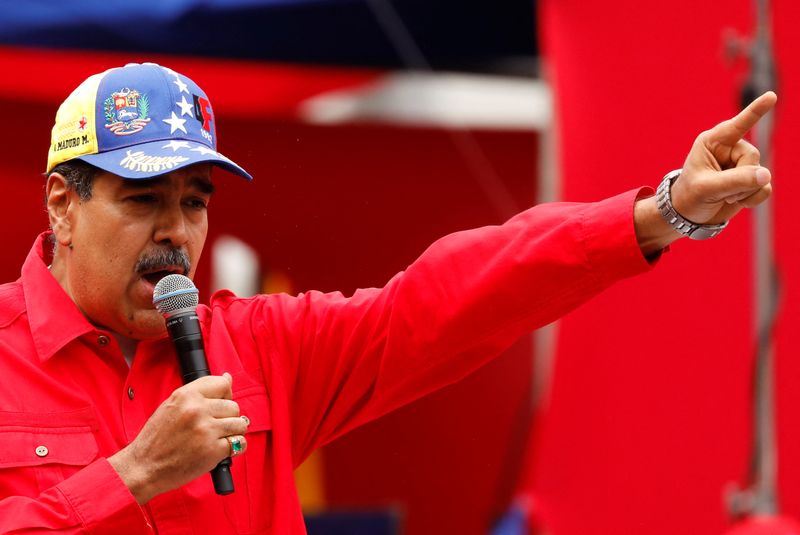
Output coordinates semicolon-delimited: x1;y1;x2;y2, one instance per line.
655;169;728;240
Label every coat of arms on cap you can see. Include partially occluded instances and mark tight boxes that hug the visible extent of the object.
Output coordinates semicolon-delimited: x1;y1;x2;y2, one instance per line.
104;88;152;136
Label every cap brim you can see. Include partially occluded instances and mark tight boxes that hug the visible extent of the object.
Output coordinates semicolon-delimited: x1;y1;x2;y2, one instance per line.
76;139;252;180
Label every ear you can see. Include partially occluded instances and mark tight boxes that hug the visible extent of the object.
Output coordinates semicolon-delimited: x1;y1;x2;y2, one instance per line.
46;172;76;247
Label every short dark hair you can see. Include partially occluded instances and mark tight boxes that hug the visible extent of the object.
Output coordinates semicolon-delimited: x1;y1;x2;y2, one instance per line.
45;160;101;257
49;160;98;200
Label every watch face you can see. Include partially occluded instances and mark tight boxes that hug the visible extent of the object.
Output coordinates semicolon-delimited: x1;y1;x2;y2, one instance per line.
688;222;727;240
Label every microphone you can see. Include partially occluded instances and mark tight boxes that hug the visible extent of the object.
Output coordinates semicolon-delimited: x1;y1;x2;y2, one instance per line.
153;274;235;495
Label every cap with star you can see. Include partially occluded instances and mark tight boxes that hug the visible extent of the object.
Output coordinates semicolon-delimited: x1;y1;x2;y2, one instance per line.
46;62;252;180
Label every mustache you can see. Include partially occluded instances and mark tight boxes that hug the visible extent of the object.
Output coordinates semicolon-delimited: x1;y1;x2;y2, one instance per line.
135;247;191;275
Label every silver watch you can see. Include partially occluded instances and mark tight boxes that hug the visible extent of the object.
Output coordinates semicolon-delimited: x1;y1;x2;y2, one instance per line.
655;169;728;240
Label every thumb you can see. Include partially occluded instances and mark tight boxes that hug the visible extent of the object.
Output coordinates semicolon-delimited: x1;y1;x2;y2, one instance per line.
704;165;771;201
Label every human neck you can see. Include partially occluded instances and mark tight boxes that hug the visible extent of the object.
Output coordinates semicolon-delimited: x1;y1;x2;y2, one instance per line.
112;332;139;367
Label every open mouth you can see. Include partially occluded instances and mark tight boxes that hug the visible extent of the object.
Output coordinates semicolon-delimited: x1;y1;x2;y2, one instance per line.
141;267;185;286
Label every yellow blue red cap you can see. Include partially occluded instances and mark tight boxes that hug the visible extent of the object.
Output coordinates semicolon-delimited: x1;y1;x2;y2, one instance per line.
47;62;252;180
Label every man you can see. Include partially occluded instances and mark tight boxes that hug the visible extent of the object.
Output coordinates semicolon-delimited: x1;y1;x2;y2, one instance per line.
0;63;775;532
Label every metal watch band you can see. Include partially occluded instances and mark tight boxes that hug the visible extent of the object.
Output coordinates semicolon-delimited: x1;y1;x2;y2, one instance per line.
655;169;728;240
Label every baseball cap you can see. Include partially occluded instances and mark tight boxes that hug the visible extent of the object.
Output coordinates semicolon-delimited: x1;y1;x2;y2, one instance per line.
46;62;252;180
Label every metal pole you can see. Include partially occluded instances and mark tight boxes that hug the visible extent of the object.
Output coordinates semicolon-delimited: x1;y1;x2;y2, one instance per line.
730;0;780;517
750;0;779;514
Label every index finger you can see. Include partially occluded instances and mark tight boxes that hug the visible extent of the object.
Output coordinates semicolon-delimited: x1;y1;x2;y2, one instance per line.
710;91;777;143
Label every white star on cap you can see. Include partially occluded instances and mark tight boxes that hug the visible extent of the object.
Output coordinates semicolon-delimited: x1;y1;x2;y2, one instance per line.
162;112;187;134
162;140;191;152
176;96;194;116
173;77;189;94
190;145;218;156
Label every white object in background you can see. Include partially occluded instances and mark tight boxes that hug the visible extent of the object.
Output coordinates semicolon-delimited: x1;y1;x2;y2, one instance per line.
211;235;261;297
300;71;552;131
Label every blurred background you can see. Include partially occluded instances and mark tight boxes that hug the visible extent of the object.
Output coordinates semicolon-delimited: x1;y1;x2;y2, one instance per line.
0;1;798;534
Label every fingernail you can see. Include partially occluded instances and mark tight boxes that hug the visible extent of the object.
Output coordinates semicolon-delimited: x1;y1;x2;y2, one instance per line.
223;372;232;382
756;167;771;185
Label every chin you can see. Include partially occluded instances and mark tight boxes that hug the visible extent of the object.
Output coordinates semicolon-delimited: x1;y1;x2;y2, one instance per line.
124;310;169;340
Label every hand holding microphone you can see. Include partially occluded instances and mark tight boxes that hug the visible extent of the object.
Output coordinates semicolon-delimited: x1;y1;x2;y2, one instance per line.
107;275;246;504
152;274;240;495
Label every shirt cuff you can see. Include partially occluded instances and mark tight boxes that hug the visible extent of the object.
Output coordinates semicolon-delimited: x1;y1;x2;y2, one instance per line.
56;458;151;533
581;187;660;285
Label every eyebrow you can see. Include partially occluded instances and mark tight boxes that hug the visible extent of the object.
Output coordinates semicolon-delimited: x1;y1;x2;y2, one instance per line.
191;178;216;195
122;176;216;195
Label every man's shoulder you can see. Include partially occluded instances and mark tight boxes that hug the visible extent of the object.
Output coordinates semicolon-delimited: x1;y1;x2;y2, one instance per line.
0;280;26;328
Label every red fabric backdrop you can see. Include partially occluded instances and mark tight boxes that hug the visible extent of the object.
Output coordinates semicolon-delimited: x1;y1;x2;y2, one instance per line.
520;1;799;534
770;0;800;521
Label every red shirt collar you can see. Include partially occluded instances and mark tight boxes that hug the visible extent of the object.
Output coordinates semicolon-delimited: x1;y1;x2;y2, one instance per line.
22;232;95;362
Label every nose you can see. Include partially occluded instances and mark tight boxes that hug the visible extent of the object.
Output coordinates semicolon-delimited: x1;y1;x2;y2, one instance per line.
153;203;189;247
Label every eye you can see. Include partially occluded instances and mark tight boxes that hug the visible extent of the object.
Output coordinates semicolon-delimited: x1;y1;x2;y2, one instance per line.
186;197;209;210
128;193;157;204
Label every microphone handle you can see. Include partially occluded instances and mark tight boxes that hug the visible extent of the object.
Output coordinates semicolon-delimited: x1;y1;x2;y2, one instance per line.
166;313;235;496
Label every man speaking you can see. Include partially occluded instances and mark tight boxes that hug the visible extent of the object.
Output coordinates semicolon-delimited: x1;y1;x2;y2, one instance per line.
0;63;776;532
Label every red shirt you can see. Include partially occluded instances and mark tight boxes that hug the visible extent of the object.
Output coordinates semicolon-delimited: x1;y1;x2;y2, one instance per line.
0;189;651;533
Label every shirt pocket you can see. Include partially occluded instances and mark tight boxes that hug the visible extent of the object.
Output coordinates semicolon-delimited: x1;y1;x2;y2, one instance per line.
222;373;274;534
0;407;99;497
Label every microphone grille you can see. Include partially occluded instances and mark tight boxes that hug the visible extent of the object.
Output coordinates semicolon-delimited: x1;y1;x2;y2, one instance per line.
153;274;200;314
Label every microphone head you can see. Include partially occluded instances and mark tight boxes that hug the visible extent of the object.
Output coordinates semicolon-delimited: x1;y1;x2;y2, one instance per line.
153;274;200;315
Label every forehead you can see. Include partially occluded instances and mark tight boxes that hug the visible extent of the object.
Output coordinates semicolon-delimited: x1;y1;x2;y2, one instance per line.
105;164;214;192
